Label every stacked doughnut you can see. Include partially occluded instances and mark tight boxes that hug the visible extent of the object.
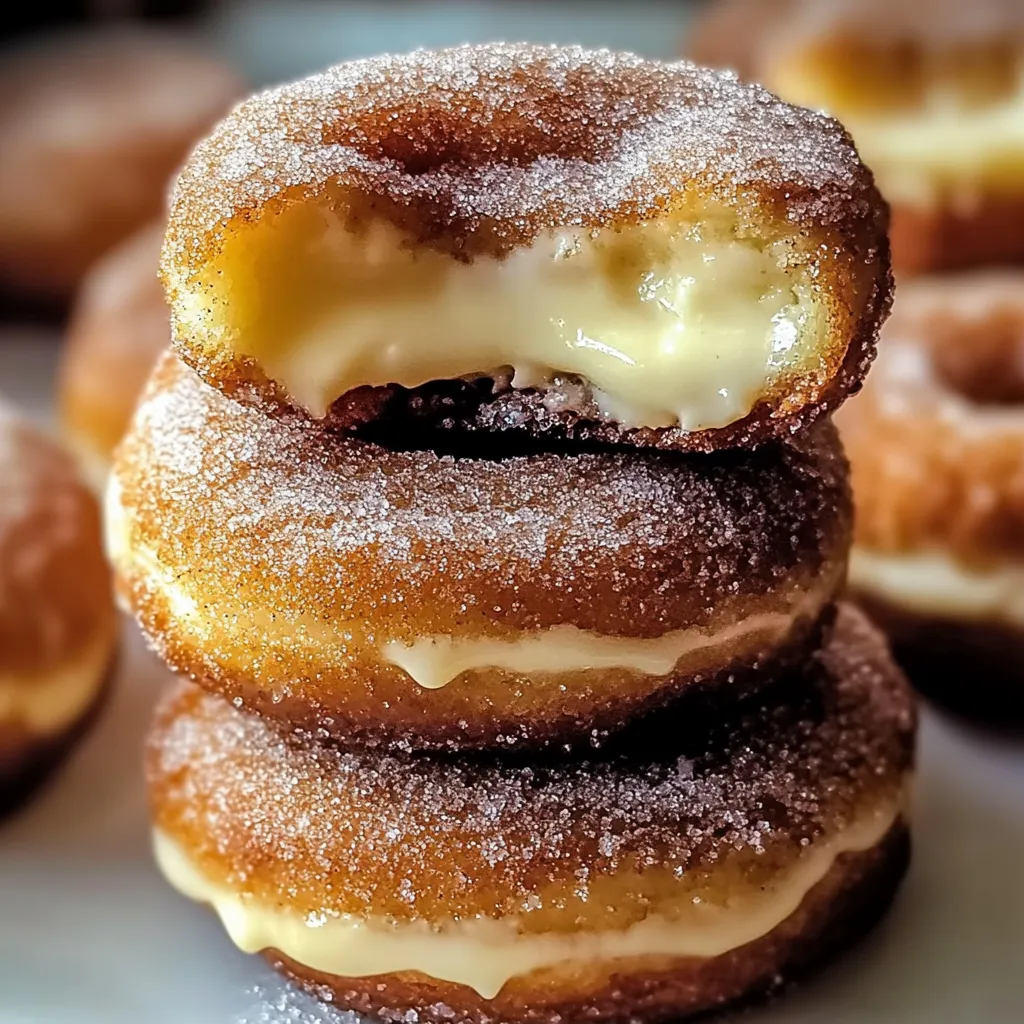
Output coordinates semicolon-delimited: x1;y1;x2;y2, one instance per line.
691;1;1024;722
109;45;914;1023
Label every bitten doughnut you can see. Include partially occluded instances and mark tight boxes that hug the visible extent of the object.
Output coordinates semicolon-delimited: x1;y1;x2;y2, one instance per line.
162;43;891;452
147;605;915;1024
0;407;116;815
58;222;168;491
109;353;851;752
838;271;1024;721
690;0;1024;275
0;30;243;300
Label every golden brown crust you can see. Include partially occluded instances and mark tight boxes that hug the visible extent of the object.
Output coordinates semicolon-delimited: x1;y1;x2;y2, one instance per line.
0;407;115;677
116;354;852;750
146;605;915;926
837;271;1024;562
271;823;910;1024
164;43;891;449
165;43;883;265
0;30;244;298
58;222;169;478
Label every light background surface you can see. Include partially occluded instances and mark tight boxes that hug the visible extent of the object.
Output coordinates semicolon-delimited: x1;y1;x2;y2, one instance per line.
1;3;1023;1019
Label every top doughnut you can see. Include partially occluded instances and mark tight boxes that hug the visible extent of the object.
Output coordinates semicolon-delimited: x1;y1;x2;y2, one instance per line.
163;43;891;451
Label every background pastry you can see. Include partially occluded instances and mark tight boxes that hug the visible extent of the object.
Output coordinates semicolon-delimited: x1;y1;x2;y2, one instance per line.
0;406;116;815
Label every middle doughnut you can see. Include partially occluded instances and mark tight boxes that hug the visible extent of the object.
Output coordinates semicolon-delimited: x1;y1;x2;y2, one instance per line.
110;354;851;751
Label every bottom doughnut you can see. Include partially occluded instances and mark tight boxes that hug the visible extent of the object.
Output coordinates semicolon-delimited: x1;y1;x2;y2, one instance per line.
147;606;914;1023
268;825;909;1024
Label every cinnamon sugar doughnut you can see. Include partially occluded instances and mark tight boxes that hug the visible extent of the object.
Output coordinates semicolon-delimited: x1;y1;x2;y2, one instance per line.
837;271;1024;720
690;0;1024;275
0;30;243;301
58;222;168;491
109;353;851;752
163;43;891;452
0;407;116;814
147;606;915;1024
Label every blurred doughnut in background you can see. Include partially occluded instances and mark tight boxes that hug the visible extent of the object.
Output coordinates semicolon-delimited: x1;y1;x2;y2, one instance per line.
57;222;167;489
838;271;1024;724
689;0;1024;275
0;405;117;817
0;27;242;303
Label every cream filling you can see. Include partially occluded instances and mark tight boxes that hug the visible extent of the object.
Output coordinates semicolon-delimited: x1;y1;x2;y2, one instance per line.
178;211;823;431
107;478;822;686
382;607;807;690
153;791;905;1000
851;547;1024;626
0;628;112;735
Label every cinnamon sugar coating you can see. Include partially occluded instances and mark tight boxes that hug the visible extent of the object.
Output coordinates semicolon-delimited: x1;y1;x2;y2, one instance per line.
0;30;244;299
58;222;169;485
113;354;851;750
273;824;909;1024
166;43;882;264
838;271;1024;563
163;43;890;448
0;407;114;679
147;605;915;929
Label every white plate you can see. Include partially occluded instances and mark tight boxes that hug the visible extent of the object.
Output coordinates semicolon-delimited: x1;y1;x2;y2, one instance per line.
2;333;1023;1023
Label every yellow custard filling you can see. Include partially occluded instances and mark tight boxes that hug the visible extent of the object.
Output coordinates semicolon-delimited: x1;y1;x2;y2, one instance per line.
171;201;825;430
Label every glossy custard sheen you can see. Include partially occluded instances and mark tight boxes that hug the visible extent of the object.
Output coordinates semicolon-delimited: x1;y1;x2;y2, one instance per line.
172;202;824;430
